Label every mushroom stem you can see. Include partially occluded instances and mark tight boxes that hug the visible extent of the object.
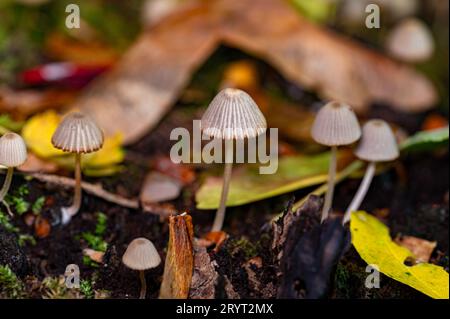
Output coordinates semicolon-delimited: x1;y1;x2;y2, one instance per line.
139;270;147;299
343;161;376;224
62;153;82;224
0;167;14;202
321;145;337;222
211;142;233;232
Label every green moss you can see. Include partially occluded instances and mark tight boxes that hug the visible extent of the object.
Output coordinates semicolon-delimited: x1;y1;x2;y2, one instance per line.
0;265;25;299
80;279;94;299
229;237;258;259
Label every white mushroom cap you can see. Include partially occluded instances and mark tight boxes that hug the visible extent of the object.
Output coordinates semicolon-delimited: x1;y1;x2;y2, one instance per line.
355;119;399;162
0;133;28;167
122;237;161;271
201;88;267;140
311;101;361;146
51;112;104;154
386;18;434;63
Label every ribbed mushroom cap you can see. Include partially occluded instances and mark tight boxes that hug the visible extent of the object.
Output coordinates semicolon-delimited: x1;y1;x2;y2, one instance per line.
386;18;434;63
51;112;104;153
0;133;28;167
311;101;361;146
122;238;161;271
201;88;267;140
355;119;399;162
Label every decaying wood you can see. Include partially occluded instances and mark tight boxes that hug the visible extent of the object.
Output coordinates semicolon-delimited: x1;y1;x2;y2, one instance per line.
188;243;219;299
275;195;351;299
67;0;437;144
159;214;195;298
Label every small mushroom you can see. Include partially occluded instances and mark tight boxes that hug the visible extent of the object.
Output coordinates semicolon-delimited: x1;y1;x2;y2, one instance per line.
51;112;104;224
343;119;399;224
122;237;161;299
386;18;434;63
0;133;28;202
201;88;267;232
311;101;361;222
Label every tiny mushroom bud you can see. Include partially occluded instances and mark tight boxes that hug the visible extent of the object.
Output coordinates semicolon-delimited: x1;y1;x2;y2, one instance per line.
201;88;267;232
343;119;399;224
0;133;28;202
386;18;434;63
51;112;104;224
311;101;361;222
122;237;161;299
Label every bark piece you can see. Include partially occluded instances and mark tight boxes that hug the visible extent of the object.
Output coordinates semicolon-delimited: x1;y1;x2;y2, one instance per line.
159;214;194;298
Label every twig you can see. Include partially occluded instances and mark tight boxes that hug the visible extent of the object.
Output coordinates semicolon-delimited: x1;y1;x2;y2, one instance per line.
28;172;139;209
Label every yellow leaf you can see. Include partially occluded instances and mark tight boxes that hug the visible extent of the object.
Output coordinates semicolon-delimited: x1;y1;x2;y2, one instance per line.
350;211;449;299
83;133;125;168
22;111;125;175
22;110;65;158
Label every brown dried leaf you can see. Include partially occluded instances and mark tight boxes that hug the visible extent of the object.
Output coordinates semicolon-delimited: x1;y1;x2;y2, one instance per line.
159;214;194;299
83;248;105;264
68;0;436;144
0;87;76;118
153;156;196;185
69;4;220;144
18;153;59;174
395;235;437;263
220;0;436;113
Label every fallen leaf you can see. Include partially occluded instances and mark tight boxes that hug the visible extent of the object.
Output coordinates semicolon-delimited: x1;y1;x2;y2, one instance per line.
159;214;194;299
0;86;77;119
202;231;228;252
34;216;51;238
45;33;118;66
140;172;182;203
422;114;449;131
21;110;125;175
21;110;66;158
68;3;220;144
350;211;449;299
196;151;352;210
400;127;449;153
83;133;125;168
18;153;59;174
395;235;437;264
153;156;195;185
67;0;436;144
83;248;105;264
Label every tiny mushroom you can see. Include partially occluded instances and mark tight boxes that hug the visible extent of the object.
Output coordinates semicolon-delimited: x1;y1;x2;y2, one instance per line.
386;18;434;63
311;101;361;222
0;133;28;202
51;112;104;224
201;88;267;232
122;237;161;299
343;119;399;224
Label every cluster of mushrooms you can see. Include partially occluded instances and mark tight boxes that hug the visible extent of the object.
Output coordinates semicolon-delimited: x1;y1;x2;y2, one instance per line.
0;87;399;299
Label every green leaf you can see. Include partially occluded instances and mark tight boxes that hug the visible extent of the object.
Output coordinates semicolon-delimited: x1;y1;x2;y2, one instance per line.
400;127;449;152
350;211;449;299
196;151;347;209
